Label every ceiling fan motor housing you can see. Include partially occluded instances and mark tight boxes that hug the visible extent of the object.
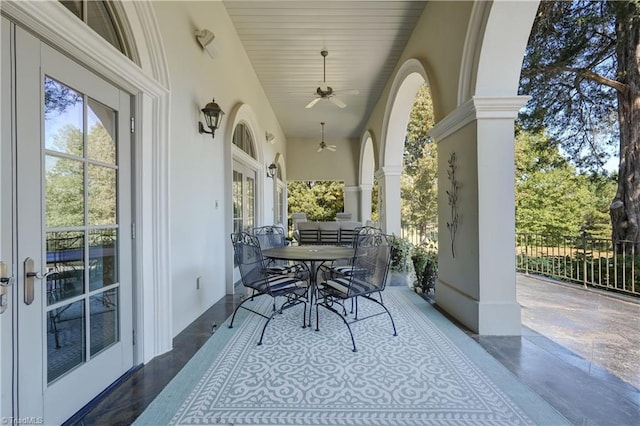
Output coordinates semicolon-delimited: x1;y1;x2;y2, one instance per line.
317;86;333;97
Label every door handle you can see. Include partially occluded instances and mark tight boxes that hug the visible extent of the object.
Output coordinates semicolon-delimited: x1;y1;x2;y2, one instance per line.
23;257;54;306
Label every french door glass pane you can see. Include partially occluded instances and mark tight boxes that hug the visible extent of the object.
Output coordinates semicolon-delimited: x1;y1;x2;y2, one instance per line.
46;231;85;305
44;77;83;155
246;176;255;230
89;229;118;291
233;170;243;234
87;97;116;164
45;156;84;228
90;288;119;357
88;164;116;225
47;300;85;383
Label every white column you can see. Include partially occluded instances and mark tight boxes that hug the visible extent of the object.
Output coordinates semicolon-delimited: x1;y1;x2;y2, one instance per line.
375;165;402;235
359;183;373;223
430;96;528;335
342;185;359;220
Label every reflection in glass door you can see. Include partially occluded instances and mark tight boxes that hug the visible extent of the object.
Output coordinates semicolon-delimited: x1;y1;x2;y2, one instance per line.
232;163;256;234
44;77;122;382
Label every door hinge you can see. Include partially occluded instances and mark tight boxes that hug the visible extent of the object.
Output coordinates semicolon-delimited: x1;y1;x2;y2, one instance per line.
130;116;135;134
131;223;136;239
132;329;136;346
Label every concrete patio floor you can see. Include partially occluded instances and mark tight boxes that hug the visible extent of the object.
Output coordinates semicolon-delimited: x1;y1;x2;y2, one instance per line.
516;273;640;389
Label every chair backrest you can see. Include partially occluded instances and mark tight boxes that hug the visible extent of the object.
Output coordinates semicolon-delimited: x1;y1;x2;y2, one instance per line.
297;221;319;245
318;221;341;244
349;228;392;296
252;225;286;250
230;232;270;293
338;221;363;246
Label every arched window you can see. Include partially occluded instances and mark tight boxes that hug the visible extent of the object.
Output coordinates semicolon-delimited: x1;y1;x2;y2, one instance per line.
60;0;132;59
232;123;257;234
232;123;256;158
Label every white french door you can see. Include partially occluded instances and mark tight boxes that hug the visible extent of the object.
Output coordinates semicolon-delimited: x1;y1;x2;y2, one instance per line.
232;161;256;234
12;24;134;424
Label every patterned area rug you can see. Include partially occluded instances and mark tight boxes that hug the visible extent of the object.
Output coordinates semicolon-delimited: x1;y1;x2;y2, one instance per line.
134;286;569;425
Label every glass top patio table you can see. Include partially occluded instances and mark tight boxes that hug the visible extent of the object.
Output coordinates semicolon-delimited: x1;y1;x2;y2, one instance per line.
261;245;354;263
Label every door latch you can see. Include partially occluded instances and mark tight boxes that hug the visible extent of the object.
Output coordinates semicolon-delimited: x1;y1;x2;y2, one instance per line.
0;261;14;314
23;257;54;306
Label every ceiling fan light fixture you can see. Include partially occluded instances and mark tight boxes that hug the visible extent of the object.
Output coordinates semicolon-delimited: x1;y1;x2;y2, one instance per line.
305;49;358;109
317;122;337;152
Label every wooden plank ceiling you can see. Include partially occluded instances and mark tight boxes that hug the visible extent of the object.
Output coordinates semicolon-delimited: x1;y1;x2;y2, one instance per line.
223;1;427;140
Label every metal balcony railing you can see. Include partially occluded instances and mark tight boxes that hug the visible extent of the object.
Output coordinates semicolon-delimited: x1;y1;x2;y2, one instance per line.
516;233;639;297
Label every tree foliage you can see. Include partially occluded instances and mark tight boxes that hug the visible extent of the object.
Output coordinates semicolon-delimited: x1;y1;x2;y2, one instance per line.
287;180;344;221
520;0;640;249
401;83;437;232
519;0;619;172
46;123;117;229
515;129;616;238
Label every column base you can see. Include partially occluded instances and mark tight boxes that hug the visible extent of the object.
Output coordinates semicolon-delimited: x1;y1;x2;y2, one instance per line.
435;278;522;335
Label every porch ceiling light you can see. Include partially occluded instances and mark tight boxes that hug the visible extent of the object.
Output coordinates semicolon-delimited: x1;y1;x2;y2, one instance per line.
198;98;224;139
265;132;275;144
195;29;218;58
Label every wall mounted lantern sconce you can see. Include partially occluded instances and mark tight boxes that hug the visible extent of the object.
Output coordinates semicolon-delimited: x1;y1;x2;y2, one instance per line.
198;98;224;138
195;29;218;58
266;163;277;179
265;132;275;144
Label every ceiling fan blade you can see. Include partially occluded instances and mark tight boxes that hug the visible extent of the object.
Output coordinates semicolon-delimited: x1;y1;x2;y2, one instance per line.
328;145;337;151
338;89;360;96
305;97;321;109
317;145;323;152
330;97;346;108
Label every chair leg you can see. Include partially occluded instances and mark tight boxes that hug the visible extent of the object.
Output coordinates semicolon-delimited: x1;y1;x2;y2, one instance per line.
257;314;275;346
317;299;357;352
228;296;253;329
363;294;398;337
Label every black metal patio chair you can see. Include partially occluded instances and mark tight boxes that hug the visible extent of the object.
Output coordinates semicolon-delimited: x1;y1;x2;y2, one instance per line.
230;232;309;345
251;225;306;277
315;228;397;352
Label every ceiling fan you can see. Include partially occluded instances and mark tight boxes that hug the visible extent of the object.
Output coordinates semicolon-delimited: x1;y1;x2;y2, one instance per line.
305;50;359;109
317;122;336;152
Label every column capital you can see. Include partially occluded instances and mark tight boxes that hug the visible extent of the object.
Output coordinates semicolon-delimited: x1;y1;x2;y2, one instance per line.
375;165;403;179
429;95;530;143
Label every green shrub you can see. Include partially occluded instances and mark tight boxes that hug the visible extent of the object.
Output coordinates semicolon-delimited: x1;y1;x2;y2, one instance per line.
389;236;412;272
411;242;438;294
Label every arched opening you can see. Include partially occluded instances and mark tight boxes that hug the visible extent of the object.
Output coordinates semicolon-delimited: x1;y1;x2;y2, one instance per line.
359;132;376;224
378;60;428;235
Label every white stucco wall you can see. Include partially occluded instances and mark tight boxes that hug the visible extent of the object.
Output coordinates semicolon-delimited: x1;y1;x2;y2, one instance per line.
287;137;359;184
153;1;285;335
364;1;472;147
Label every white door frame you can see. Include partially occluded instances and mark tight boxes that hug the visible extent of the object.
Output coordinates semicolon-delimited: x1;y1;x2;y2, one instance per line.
1;2;172;420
